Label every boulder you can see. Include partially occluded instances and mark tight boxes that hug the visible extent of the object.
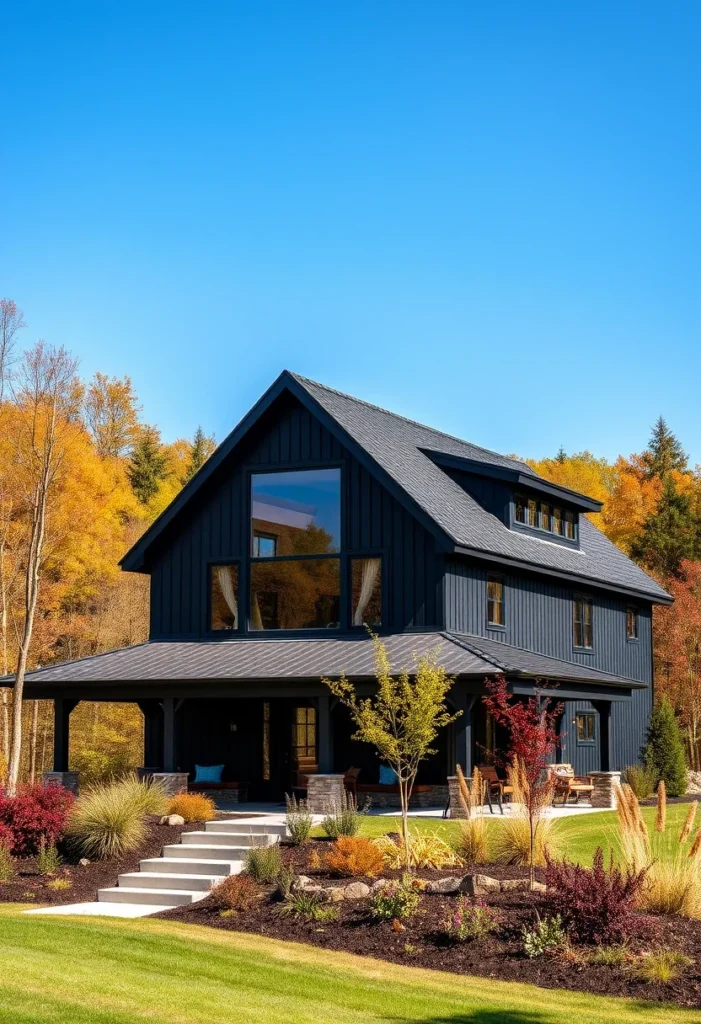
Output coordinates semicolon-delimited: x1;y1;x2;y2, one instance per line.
459;873;501;896
370;878;390;892
500;878;546;893
322;887;346;903
159;814;185;826
291;875;313;891
78;858;90;867
425;876;462;895
344;881;371;900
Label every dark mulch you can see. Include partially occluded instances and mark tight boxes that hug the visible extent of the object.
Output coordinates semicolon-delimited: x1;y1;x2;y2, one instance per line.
0;817;205;906
157;838;701;1009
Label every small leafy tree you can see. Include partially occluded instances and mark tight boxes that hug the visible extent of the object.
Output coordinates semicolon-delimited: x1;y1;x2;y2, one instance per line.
324;634;458;869
642;696;687;796
482;675;563;890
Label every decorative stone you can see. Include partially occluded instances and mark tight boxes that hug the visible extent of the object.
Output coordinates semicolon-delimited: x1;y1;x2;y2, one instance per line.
159;814;185;826
590;772;622;809
149;772;189;797
425;876;462;894
499;878;545;893
343;881;371;900
79;858;90;867
42;771;79;795
306;774;345;815
459;873;501;896
322;887;346;903
291;875;313;891
370;878;390;891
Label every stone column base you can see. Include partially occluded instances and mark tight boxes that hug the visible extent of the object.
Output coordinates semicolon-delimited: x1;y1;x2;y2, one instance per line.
149;772;189;797
590;771;622;809
447;776;469;818
307;774;345;814
42;771;80;795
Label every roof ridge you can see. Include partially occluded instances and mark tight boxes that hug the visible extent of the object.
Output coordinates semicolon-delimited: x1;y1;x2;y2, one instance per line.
290;372;532;472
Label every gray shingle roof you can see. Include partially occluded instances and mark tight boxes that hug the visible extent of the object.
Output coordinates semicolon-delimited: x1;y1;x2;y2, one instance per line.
293;374;670;603
0;632;640;689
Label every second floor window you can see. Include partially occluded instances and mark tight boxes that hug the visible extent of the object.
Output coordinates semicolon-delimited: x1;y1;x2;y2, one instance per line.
515;494;577;540
626;606;639;640
573;595;593;649
487;575;505;626
210;564;239;630
351;557;382;627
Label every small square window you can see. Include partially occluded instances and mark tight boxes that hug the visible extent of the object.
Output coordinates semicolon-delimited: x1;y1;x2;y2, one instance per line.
253;533;277;558
487;575;505;626
576;712;596;743
626;607;639;640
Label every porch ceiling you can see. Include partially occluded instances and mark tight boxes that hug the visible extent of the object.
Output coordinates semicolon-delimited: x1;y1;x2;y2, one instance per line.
0;631;644;692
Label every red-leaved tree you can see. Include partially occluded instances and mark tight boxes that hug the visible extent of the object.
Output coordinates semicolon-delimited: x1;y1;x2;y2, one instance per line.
483;675;564;889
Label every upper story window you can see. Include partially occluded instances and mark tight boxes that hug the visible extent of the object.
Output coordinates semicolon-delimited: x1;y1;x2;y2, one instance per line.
210;564;239;630
626;606;639;640
487;574;505;626
351;557;382;627
249;468;341;631
515;494;578;541
573;595;593;649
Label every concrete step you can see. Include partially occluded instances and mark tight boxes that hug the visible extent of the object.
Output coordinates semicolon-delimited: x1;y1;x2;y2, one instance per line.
118;872;220;892
139;856;240;876
163;842;250;861
97;887;206;907
182;830;275;848
205;820;287;838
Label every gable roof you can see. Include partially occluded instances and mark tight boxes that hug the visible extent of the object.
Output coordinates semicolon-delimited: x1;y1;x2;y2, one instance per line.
122;371;670;603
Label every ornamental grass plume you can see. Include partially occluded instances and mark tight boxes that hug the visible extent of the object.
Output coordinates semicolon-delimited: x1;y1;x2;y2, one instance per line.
490;759;561;871
455;765;488;865
655;780;667;834
65;777;168;861
679;802;698;844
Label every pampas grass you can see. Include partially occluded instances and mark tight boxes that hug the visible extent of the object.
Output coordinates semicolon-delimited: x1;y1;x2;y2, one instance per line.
455;765;488;864
615;782;701;918
375;830;462;870
65;777;169;860
491;761;561;869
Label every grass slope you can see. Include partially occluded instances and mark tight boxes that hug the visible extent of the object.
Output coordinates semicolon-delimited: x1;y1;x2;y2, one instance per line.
0;906;698;1024
356;804;693;865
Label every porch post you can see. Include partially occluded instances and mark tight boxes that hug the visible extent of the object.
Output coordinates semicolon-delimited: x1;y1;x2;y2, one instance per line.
592;701;613;772
163;697;176;772
138;700;164;769
317;696;332;773
52;698;77;772
455;694;475;775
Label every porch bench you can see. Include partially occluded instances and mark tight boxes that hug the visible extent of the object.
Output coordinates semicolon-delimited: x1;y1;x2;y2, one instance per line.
356;783;435;808
188;781;248;804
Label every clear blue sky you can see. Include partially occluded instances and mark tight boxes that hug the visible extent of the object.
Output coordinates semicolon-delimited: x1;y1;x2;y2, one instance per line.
2;2;700;464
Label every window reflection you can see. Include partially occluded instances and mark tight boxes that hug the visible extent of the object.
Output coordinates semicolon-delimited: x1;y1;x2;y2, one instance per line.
251;468;341;556
250;558;340;630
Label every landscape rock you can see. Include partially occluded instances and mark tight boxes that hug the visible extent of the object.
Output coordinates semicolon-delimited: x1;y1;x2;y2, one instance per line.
344;881;371;900
500;878;546;893
159;814;185;826
78;858;90;867
459;873;501;896
322;887;346;903
425;876;462;894
370;878;390;891
292;875;313;891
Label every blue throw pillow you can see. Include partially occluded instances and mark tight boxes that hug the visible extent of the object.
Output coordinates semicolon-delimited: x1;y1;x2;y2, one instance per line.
379;765;398;785
193;764;224;784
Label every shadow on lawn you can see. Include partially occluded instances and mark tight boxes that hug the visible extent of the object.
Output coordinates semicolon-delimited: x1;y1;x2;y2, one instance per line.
407;1013;546;1024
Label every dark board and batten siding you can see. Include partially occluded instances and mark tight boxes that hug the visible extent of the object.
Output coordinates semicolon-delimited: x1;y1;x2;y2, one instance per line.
444;557;653;773
149;395;440;638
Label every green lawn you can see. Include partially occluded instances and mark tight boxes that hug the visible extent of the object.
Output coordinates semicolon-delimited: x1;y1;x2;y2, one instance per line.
356;803;692;865
0;905;698;1024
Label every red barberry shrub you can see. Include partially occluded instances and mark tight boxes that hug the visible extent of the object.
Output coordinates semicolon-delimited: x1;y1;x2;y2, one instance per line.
0;784;75;857
544;846;647;945
0;823;13;849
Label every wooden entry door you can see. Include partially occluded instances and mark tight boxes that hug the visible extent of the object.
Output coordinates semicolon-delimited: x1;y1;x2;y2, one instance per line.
266;701;318;800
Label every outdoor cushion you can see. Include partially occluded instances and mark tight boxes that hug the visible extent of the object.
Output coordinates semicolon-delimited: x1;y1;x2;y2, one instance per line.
193;764;224;783
379;765;398;785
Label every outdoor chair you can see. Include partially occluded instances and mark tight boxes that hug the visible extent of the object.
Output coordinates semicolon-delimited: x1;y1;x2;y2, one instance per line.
547;763;594;805
476;764;513;815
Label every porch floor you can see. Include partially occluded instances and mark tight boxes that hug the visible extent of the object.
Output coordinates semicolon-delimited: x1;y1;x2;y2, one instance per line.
217;801;604;820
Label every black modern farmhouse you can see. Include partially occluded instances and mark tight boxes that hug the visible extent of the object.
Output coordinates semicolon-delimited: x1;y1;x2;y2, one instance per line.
1;371;671;804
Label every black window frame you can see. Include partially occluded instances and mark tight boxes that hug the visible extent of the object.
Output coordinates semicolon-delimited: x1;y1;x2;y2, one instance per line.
573;594;594;650
575;712;596;745
626;606;639;641
513;494;578;545
486;574;506;628
207;559;242;634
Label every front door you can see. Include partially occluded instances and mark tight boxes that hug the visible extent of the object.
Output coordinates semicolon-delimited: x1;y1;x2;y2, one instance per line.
265;701;318;801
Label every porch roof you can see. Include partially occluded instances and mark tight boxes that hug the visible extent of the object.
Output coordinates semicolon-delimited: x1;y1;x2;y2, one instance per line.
0;631;644;691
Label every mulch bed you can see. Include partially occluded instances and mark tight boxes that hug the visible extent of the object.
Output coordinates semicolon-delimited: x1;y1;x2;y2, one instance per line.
0;817;206;906
157;838;701;1009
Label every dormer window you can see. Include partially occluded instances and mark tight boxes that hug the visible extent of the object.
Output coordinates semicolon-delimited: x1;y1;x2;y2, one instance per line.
514;494;578;542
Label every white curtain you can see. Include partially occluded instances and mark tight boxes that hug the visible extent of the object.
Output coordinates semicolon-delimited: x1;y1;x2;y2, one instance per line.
353;558;380;625
250;592;264;631
216;566;238;628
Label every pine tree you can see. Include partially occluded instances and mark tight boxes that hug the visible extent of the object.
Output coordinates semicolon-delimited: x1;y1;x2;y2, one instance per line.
183;426;215;483
643;416;687;479
555;446;567;464
642;696;687;796
630;475;700;577
127;426;167;504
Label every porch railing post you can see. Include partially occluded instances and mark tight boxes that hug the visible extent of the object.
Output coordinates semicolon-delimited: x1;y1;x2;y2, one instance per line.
455;694;476;776
163;697;176;773
592;700;613;772
52;697;77;772
317;696;332;773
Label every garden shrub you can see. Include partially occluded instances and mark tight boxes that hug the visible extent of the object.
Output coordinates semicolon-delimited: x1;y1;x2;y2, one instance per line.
321;793;367;839
457;816;488;865
0;841;14;882
279;890;339;922
522;913;567;958
325;836;384;877
621;764;656;800
243;843;283;883
544;847;647;945
276;864;294;899
64;778;166;860
213;872;258;911
46;877;72;892
443;897;501;942
70;747;134;788
374;832;461;870
167;792;215;823
490;811;561;869
36;842;61;877
285;795;313;846
635;949;693;984
642;698;687;796
370;874;421;921
0;784;74;857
